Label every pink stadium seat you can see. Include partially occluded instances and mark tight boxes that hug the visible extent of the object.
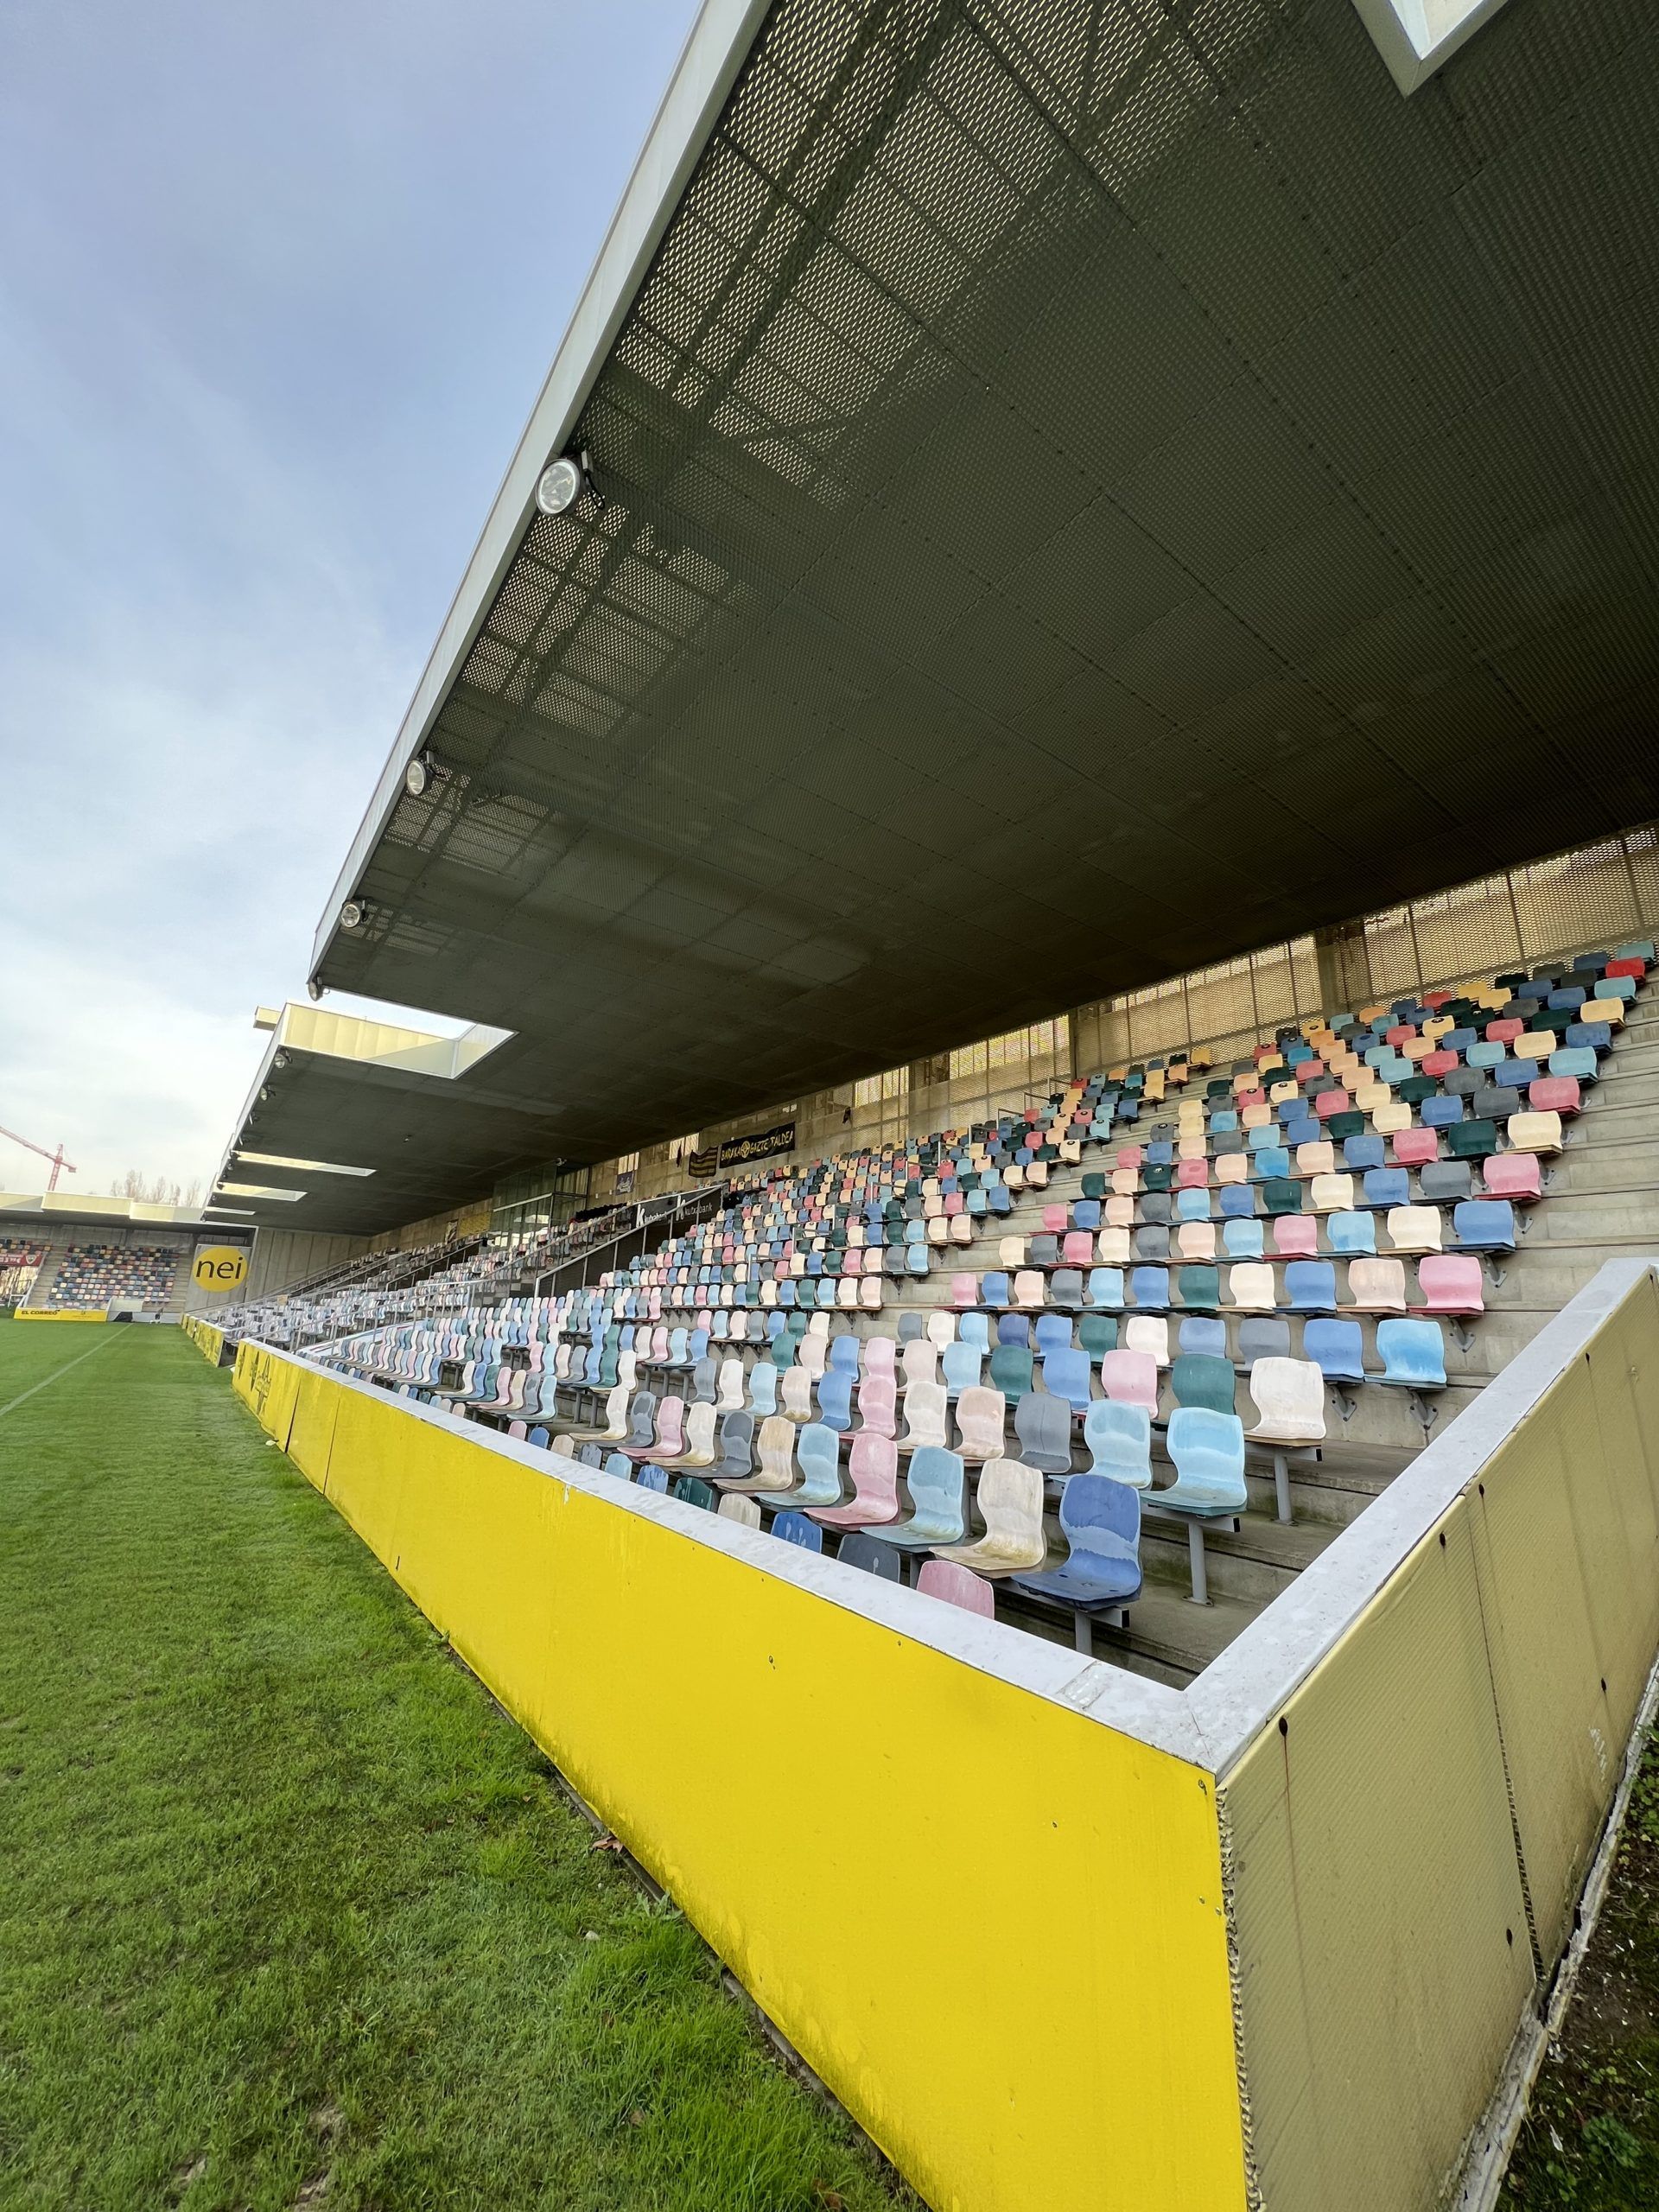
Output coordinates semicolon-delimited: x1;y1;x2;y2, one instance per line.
811;1433;899;1529
1175;1158;1209;1189
1272;1217;1319;1261
854;1372;895;1438
1486;1017;1523;1045
1392;1127;1438;1168
1314;1088;1353;1121
1101;1349;1159;1412
1528;1076;1581;1117
917;1560;996;1618
1418;1255;1485;1317
1483;1153;1542;1203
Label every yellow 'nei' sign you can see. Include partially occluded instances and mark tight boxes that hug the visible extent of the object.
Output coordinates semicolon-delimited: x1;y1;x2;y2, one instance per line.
191;1245;249;1291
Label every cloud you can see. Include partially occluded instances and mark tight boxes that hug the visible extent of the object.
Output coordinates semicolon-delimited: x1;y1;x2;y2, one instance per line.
0;0;702;1200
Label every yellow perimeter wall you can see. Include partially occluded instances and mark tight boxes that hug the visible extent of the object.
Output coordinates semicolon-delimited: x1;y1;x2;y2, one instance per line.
182;1317;226;1364
232;1342;1248;2212
1222;1269;1659;2212
15;1307;106;1322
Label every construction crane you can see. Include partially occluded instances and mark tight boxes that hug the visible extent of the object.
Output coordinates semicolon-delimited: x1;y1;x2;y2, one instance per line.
0;1125;77;1192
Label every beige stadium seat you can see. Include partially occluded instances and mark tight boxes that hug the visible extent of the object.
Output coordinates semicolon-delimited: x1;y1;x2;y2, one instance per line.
935;1459;1047;1577
664;1402;718;1469
1507;1110;1564;1155
1245;1357;1327;1446
955;1385;1008;1463
1347;1256;1408;1313
1122;1313;1169;1366
780;1363;816;1421
900;1340;938;1392
898;1380;949;1452
1310;1172;1355;1214
1387;1205;1443;1255
1227;1262;1277;1314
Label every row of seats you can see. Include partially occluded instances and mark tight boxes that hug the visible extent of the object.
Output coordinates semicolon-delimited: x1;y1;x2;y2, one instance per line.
306;943;1649;1643
47;1243;180;1309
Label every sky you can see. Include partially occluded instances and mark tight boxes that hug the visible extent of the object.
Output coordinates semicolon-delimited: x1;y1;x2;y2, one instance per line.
0;0;702;1198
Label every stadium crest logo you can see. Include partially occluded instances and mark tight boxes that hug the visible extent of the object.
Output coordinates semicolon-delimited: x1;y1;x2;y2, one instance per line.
192;1244;249;1290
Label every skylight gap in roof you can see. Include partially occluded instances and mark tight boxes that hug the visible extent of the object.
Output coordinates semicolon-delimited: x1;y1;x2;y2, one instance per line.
1351;0;1516;92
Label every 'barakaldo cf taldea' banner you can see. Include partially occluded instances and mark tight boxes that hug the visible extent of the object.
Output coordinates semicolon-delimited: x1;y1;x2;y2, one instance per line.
689;1121;797;1177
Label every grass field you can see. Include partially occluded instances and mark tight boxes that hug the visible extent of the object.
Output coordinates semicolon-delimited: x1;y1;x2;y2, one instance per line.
0;1324;913;2212
1504;1725;1659;2210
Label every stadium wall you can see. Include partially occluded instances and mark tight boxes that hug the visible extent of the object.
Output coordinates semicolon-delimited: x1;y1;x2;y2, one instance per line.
1217;1261;1659;2211
236;1229;366;1307
223;1335;1249;2212
206;1255;1659;2209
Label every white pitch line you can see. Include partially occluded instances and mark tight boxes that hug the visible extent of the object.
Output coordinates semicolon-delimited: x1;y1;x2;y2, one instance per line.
0;1327;125;1421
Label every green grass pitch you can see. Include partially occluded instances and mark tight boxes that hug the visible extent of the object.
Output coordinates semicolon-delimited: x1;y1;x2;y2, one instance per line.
0;1325;912;2212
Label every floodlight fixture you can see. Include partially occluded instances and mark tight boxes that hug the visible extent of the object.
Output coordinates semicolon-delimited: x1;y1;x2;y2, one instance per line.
536;448;603;518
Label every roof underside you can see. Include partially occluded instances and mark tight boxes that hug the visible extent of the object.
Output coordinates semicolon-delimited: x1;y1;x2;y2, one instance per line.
310;0;1659;1185
215;1053;569;1238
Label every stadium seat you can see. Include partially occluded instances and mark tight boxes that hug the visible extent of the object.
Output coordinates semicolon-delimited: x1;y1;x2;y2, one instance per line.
916;1559;996;1617
1009;1475;1142;1643
934;1459;1046;1576
1375;1319;1447;1392
877;1446;968;1552
1102;1348;1159;1412
1418;1255;1485;1316
1082;1400;1153;1487
1303;1317;1366;1384
1452;1199;1517;1254
1014;1392;1075;1475
836;1529;901;1580
1170;1352;1235;1416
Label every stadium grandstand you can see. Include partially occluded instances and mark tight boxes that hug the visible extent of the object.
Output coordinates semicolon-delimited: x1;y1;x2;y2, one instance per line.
17;2;1659;2208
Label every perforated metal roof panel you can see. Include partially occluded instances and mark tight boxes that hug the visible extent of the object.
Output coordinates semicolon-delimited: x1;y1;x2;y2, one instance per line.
315;0;1659;1169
